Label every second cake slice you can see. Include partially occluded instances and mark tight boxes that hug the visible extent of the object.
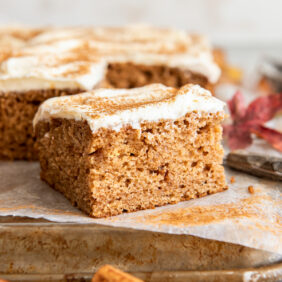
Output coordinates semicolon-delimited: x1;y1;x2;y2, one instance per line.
34;83;227;218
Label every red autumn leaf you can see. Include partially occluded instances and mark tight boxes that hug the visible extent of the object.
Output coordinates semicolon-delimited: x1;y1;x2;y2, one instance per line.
243;94;282;126
224;91;282;152
251;125;282;152
223;124;252;150
227;91;247;120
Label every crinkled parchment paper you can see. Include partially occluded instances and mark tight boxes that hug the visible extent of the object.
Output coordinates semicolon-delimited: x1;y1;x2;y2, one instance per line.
0;159;281;255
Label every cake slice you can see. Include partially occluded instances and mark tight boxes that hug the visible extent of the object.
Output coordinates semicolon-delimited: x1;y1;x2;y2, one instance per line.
34;84;227;218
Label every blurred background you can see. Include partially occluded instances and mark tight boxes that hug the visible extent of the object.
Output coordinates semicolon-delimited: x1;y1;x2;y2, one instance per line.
0;0;281;77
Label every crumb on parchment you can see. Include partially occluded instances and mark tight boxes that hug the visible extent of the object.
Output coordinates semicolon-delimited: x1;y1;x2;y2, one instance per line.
248;185;255;194
230;176;235;184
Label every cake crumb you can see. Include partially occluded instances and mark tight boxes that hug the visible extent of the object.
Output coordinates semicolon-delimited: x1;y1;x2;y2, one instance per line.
230;176;235;184
248;185;255;194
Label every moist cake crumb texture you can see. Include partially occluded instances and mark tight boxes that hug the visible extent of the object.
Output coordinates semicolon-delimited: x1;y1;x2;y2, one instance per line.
35;84;227;218
0;88;83;160
105;62;211;89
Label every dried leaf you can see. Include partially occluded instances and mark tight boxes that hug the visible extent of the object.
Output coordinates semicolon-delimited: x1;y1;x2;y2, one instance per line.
224;91;282;152
251;126;282;152
223;124;252;150
227;91;247;121
244;94;282;125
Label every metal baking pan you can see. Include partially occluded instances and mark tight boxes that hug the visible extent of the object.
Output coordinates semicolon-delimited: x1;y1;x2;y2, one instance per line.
0;216;281;281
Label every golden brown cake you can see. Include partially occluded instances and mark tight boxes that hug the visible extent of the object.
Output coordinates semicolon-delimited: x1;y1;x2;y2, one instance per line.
34;83;227;218
0;25;220;160
92;265;143;282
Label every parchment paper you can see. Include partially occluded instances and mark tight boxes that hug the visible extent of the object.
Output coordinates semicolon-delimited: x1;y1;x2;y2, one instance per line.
0;160;281;255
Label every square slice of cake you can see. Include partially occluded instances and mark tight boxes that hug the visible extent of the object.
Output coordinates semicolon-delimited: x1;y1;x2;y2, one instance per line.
34;83;227;218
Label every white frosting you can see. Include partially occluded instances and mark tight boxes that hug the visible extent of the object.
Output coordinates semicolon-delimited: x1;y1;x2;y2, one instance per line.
0;25;41;53
24;38;84;55
34;84;225;132
0;25;42;40
29;28;84;44
0;35;26;50
0;54;107;91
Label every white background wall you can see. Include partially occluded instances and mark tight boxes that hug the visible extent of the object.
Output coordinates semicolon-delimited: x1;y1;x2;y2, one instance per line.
0;0;281;47
0;0;281;70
